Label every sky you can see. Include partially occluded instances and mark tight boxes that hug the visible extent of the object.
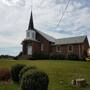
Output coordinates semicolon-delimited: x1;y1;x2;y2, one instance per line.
0;0;90;56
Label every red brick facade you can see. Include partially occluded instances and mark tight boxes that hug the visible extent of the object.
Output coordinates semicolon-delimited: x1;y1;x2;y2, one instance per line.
36;31;53;53
22;31;89;59
51;37;89;59
21;11;89;59
22;31;53;55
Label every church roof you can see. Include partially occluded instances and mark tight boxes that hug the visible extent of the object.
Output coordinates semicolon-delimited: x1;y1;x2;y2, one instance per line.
35;29;87;44
36;29;56;42
27;11;87;44
55;36;87;45
27;11;56;42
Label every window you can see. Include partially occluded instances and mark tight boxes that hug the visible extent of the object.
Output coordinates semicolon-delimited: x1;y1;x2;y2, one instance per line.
41;44;44;51
56;46;61;52
27;32;30;37
68;45;73;52
26;30;36;40
32;32;35;39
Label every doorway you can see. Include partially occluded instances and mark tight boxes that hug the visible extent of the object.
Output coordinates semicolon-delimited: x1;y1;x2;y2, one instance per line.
28;46;32;55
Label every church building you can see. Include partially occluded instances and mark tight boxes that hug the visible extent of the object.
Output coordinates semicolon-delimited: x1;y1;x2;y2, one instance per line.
21;11;89;59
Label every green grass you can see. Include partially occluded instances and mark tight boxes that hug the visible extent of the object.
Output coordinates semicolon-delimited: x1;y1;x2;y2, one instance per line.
0;60;90;90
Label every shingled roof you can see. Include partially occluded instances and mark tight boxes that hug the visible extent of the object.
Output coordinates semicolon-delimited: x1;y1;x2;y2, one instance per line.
27;11;88;45
36;29;56;42
55;36;87;45
36;29;87;44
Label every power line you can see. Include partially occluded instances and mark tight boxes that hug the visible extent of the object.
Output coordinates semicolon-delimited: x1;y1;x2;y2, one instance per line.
55;0;71;28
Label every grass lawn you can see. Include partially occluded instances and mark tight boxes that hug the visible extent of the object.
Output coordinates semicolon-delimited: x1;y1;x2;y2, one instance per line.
0;60;90;90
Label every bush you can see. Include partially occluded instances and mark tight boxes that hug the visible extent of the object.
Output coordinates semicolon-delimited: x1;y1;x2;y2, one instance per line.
21;70;49;90
19;66;37;81
31;52;66;60
67;53;79;60
80;55;86;61
11;64;25;83
49;53;65;60
13;56;18;60
0;55;14;60
0;68;11;81
14;52;22;60
31;52;49;60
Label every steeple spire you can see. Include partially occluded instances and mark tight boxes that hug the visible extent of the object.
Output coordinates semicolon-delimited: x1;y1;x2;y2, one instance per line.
28;11;34;30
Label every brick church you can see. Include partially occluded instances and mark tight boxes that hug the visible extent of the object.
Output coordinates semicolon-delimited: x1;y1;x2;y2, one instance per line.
21;11;89;59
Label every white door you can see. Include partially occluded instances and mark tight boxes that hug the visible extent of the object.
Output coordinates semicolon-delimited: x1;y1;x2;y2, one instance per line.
28;46;32;55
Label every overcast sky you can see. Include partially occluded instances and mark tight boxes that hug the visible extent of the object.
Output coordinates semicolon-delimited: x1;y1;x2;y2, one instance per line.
0;0;90;56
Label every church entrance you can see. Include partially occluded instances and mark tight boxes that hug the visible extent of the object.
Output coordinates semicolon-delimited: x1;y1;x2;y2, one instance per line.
28;45;32;55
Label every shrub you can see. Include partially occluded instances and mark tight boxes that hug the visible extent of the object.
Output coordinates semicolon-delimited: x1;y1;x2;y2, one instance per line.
0;68;11;81
11;64;25;83
0;55;14;60
21;70;49;90
19;66;37;81
31;52;66;60
31;52;49;60
13;56;18;60
80;54;86;61
49;53;65;60
67;53;79;60
14;52;22;60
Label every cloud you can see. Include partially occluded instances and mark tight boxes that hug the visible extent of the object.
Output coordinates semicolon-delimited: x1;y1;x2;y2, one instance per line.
73;0;90;8
2;0;25;7
0;47;21;56
0;0;90;55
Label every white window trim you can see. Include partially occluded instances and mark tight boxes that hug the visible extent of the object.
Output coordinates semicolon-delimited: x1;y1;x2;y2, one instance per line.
26;30;36;40
56;46;62;52
68;45;73;52
41;44;44;51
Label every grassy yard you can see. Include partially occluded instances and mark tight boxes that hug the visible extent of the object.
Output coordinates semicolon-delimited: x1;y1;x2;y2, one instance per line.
0;60;90;90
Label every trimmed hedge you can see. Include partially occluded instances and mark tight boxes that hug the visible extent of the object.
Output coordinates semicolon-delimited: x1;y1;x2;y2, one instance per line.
21;70;49;90
19;66;37;81
49;53;65;60
31;52;49;60
11;64;25;83
31;52;66;60
67;53;79;60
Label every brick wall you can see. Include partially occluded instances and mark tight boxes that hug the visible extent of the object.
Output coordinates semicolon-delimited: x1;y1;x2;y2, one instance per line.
36;31;53;53
52;41;89;58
